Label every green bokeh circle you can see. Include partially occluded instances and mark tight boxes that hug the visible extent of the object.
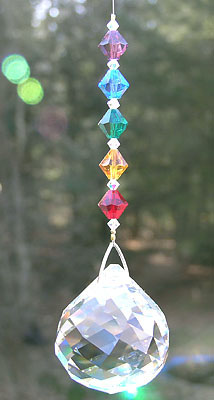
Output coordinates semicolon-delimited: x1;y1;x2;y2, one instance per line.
2;54;30;84
17;78;44;105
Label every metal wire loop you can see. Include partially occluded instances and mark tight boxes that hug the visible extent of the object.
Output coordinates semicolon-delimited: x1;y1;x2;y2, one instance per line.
99;241;129;279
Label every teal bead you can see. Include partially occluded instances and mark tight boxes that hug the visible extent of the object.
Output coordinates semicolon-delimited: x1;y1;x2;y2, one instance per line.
98;109;128;139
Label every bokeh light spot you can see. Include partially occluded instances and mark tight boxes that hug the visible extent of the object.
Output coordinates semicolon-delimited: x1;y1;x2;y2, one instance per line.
122;386;148;400
75;4;86;14
1;54;30;84
49;7;59;18
17;78;44;105
123;387;138;399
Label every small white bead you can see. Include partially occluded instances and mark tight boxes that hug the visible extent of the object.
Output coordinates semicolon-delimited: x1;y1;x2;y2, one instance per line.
107;98;120;109
107;138;120;149
107;14;119;31
107;179;120;191
107;219;120;230
107;60;120;70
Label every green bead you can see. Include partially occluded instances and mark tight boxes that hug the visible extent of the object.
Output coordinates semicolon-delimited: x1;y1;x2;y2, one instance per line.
98;109;128;139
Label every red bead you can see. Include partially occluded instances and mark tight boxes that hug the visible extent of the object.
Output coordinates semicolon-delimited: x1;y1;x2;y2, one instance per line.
98;31;128;60
98;190;128;220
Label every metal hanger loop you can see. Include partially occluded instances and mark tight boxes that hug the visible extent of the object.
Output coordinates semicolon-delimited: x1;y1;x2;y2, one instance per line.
99;241;129;279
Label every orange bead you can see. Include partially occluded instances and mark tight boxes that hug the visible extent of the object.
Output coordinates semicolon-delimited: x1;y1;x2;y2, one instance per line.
99;149;128;180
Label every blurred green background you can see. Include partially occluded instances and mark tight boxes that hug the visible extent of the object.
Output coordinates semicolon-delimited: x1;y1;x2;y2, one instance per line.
0;0;214;399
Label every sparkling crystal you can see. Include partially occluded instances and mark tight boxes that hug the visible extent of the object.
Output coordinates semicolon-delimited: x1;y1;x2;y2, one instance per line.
107;14;119;31
55;264;169;394
98;69;129;99
108;138;120;149
99;149;128;180
107;179;120;191
98;109;128;139
107;60;120;70
98;31;128;60
107;219;120;230
107;98;120;109
98;190;128;219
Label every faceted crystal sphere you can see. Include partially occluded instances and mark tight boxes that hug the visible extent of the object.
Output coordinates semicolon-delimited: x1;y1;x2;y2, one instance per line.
55;264;169;394
98;31;128;60
98;69;129;99
98;109;128;139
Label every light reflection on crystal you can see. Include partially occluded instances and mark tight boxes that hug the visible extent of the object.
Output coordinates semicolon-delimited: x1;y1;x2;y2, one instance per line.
55;264;169;393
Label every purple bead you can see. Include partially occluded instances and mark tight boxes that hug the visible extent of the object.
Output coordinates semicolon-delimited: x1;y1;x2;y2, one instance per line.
98;30;128;60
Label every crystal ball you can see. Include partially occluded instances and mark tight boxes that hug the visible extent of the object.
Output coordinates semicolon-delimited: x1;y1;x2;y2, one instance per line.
55;264;169;393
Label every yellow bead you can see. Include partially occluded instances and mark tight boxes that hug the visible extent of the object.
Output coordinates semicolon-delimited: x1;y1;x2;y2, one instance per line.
99;149;128;180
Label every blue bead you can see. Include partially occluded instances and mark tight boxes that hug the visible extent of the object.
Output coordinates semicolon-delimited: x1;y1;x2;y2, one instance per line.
98;69;129;99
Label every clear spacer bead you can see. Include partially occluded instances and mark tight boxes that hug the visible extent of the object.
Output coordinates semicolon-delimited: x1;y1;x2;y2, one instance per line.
107;14;119;31
107;98;120;109
107;59;120;70
107;179;120;191
107;138;120;149
107;219;120;231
